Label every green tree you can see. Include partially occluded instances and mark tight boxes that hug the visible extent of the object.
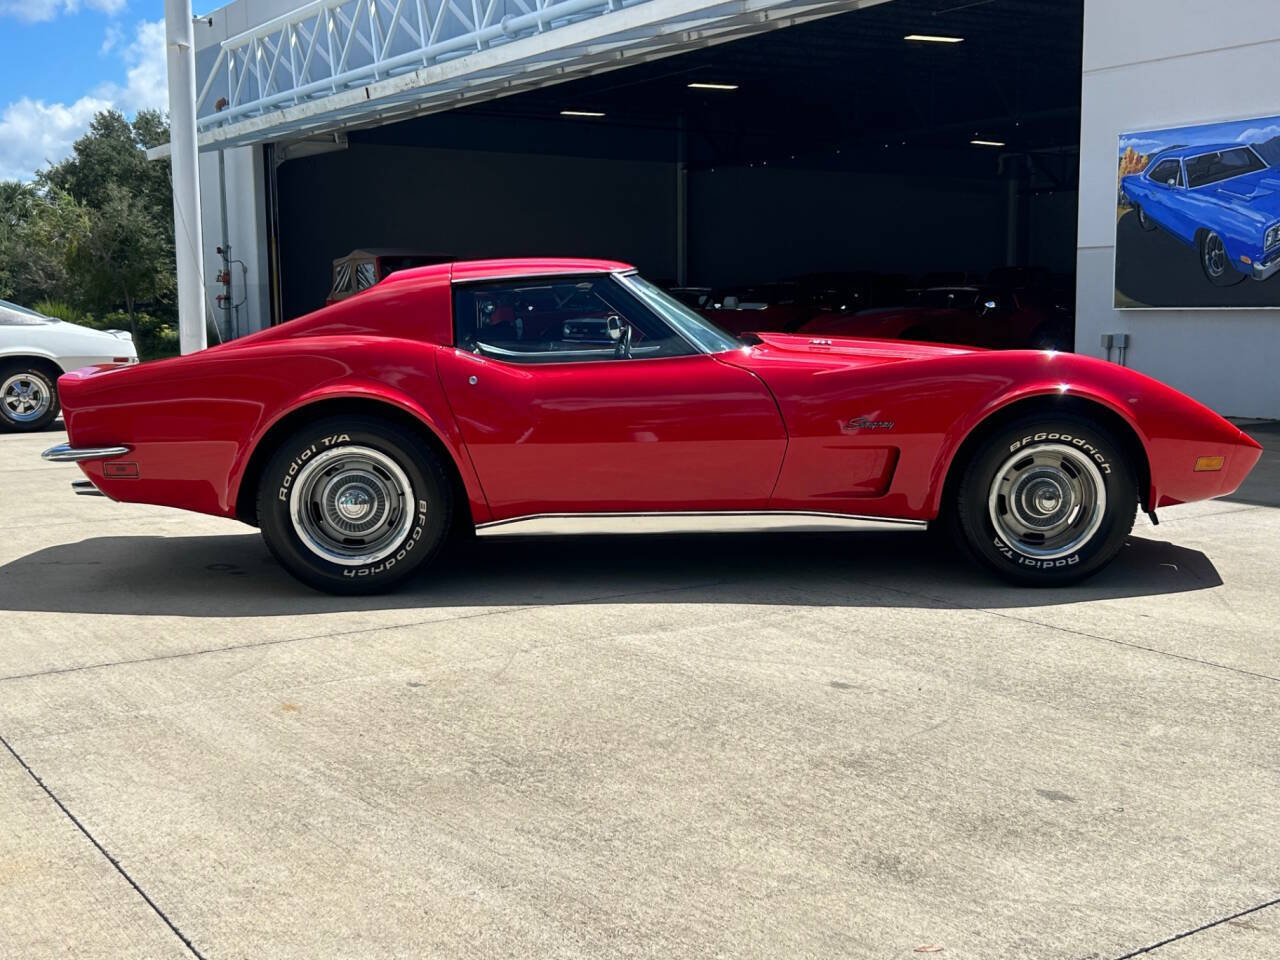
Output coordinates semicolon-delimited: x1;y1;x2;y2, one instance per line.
0;182;88;305
72;183;174;340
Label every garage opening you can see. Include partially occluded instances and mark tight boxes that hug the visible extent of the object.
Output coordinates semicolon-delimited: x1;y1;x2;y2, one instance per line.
272;0;1083;349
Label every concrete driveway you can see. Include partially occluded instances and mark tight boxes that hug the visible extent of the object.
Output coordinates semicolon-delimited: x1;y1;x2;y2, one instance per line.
1;423;1277;959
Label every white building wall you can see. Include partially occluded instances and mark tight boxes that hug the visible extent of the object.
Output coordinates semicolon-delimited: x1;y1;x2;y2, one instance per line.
1078;0;1280;418
197;146;272;338
194;13;275;337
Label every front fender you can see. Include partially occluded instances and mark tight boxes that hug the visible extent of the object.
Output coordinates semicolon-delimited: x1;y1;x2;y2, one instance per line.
925;354;1156;517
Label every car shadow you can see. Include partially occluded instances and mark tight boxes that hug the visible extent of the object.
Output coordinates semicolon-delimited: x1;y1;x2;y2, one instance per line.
0;528;1222;618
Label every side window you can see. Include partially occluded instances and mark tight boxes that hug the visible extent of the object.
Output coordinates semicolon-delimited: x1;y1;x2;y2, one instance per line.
1148;159;1182;187
452;275;695;364
355;261;377;290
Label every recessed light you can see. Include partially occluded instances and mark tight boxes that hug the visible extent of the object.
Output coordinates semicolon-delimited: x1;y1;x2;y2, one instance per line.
560;110;605;117
688;82;739;91
904;33;964;43
970;139;1005;147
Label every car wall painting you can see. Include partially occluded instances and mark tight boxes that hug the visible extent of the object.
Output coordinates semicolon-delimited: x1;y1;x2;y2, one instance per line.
1115;114;1280;309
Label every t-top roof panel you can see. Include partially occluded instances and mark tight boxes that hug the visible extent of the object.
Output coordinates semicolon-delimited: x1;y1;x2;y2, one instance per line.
190;0;886;150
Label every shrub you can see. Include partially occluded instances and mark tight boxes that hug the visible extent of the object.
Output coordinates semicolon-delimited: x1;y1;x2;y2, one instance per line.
33;300;94;327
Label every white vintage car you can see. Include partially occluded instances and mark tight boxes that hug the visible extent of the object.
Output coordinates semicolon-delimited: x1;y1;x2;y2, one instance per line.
0;300;138;432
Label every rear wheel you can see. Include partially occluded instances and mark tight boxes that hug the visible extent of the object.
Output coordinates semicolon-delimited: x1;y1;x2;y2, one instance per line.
952;416;1137;585
257;416;453;594
0;362;59;432
1134;204;1156;231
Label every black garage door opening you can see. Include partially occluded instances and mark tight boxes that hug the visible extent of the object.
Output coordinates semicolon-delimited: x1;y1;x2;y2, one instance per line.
272;0;1083;346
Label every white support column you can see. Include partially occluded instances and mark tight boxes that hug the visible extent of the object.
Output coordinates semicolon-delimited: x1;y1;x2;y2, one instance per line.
167;0;208;354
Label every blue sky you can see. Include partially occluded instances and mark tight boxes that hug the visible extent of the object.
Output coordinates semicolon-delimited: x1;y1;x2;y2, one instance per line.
0;0;168;181
1119;115;1280;158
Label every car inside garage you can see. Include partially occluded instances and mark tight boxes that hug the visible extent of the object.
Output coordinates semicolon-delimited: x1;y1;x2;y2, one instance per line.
267;0;1083;348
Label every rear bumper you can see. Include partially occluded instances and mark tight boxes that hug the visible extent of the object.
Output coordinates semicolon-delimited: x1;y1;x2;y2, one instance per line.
41;443;131;463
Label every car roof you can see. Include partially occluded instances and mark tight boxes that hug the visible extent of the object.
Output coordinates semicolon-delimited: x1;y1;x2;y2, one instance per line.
1149;142;1252;162
381;257;635;287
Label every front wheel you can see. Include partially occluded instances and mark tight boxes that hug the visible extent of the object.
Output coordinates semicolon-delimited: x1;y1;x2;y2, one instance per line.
1200;230;1245;286
0;363;60;432
1134;204;1157;231
256;416;453;594
952;416;1137;585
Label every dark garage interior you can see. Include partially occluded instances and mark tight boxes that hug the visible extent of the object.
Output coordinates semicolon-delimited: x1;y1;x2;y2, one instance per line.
272;0;1084;345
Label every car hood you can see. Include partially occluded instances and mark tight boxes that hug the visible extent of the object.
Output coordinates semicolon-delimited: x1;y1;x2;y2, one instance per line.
746;331;980;366
1201;171;1280;220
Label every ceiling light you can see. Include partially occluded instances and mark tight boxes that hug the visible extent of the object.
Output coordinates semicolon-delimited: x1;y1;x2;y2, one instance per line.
560;110;605;117
970;139;1005;147
904;33;964;43
688;82;739;91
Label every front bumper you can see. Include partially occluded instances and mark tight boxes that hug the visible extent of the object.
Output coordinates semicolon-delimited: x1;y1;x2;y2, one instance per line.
1251;248;1280;281
41;443;131;463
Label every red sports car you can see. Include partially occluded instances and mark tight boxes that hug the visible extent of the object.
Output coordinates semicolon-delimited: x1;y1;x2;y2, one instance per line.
43;258;1260;594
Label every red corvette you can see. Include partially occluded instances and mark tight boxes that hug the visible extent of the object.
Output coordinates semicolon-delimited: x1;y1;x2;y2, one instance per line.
43;258;1260;594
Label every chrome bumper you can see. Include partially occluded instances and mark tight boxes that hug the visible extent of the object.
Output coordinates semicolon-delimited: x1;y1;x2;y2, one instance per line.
1252;255;1280;281
41;443;131;463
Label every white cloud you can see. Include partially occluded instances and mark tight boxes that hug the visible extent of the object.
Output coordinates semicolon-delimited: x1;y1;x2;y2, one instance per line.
1236;124;1280;144
100;22;123;54
0;19;166;182
1118;136;1166;155
0;0;123;21
0;0;61;22
0;95;112;180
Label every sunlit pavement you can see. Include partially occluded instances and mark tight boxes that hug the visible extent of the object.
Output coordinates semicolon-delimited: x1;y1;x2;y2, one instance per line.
1;422;1277;959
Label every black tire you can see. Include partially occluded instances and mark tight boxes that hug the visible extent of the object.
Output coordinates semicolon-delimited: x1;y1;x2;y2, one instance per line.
1199;229;1246;287
0;362;60;432
256;416;453;594
951;415;1137;586
1134;204;1157;232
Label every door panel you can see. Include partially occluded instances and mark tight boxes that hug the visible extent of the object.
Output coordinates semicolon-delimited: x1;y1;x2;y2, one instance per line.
438;350;787;520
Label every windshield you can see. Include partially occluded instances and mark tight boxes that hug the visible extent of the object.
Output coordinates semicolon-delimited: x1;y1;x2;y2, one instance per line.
618;273;742;354
1185;147;1267;188
0;300;53;326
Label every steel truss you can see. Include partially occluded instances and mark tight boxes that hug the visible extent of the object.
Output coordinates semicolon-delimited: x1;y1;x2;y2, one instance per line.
193;0;883;150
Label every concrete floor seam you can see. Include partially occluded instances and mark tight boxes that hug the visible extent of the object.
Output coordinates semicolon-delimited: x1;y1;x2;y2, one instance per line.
0;733;208;960
866;580;1280;685
0;577;736;686
1109;895;1280;959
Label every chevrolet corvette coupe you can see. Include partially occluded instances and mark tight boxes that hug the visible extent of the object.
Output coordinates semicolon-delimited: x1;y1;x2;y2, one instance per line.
1120;143;1280;286
42;258;1261;594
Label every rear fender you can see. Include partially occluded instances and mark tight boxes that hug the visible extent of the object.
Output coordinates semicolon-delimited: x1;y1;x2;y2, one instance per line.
229;379;491;527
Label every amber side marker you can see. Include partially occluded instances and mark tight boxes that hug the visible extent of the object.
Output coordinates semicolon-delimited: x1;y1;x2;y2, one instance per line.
1194;456;1225;472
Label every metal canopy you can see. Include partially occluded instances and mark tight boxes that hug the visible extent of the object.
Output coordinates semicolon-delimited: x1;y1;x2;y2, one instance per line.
191;0;884;151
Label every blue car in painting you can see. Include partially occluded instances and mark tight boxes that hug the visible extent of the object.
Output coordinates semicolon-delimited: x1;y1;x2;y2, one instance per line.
1120;143;1280;286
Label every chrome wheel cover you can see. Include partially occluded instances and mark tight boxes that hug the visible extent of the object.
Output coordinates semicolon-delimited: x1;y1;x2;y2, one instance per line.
289;445;415;566
988;443;1107;560
1202;232;1226;278
1;372;51;423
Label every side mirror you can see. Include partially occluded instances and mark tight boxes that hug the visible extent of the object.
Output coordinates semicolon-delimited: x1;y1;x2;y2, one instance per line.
606;314;633;358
